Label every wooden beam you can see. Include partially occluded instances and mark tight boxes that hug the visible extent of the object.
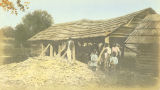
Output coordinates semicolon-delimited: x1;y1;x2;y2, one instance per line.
125;17;134;27
97;47;105;63
72;43;76;62
125;46;139;54
41;43;44;56
54;50;57;56
50;44;53;57
57;43;66;56
40;44;50;57
62;51;67;58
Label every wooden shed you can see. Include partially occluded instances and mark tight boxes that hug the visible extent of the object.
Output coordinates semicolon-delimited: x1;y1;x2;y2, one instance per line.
28;8;156;63
125;14;160;77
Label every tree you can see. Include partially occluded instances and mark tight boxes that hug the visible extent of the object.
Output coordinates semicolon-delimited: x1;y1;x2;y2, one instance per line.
22;10;53;37
1;26;14;38
0;0;29;15
14;10;53;46
15;24;28;46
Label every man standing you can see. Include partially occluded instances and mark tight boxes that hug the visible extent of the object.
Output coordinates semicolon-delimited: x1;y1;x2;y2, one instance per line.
111;43;121;70
112;43;121;57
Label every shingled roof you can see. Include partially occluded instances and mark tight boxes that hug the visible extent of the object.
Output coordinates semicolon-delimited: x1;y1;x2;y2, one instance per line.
29;8;156;41
125;14;160;44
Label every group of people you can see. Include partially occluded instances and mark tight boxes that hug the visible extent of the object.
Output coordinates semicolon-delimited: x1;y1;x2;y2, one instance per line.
89;43;121;72
66;38;121;72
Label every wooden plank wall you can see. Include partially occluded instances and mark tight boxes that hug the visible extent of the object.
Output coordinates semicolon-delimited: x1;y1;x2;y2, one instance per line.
136;44;159;77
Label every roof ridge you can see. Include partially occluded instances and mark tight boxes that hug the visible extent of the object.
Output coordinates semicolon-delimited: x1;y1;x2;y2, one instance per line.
50;7;155;27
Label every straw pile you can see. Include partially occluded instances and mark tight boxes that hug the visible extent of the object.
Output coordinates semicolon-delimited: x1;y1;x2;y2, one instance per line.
0;56;105;87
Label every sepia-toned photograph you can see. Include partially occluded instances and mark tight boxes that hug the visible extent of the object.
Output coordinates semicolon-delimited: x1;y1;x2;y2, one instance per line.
0;0;160;90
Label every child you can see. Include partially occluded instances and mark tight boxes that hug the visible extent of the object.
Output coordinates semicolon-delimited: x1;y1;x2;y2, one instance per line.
90;49;98;71
109;52;118;71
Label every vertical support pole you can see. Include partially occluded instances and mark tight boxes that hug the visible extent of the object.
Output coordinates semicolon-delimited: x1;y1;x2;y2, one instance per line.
54;50;57;56
57;44;61;56
50;44;53;57
53;42;57;56
41;43;44;56
122;44;124;58
72;43;76;61
97;47;105;63
51;43;56;56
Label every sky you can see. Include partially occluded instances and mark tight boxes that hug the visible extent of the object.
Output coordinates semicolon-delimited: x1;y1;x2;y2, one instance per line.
0;0;160;28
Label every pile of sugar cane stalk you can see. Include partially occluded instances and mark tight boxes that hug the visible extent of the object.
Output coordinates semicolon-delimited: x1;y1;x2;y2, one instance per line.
0;56;105;87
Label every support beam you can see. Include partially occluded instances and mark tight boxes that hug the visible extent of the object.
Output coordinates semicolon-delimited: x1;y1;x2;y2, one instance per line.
72;43;76;61
54;50;57;56
97;47;105;63
57;43;66;56
62;51;67;58
52;43;57;56
50;44;53;57
125;17;134;27
40;44;50;57
41;43;44;56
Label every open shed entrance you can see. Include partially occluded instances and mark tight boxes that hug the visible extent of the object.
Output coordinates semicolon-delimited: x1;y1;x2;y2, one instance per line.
34;36;128;65
75;37;105;64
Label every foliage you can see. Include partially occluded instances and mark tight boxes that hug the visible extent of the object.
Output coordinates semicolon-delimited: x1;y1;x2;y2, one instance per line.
0;0;29;15
1;10;53;63
14;10;53;46
15;24;28;45
1;26;14;37
22;10;53;37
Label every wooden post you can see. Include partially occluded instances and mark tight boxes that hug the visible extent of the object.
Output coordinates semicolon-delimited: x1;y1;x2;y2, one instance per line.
41;43;44;56
54;50;57;56
52;43;57;56
73;41;78;61
50;44;53;57
97;47;105;63
57;45;61;57
72;43;76;61
121;44;124;57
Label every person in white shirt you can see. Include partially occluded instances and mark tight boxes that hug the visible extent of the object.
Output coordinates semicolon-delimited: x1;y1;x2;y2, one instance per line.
90;49;98;71
109;52;118;71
